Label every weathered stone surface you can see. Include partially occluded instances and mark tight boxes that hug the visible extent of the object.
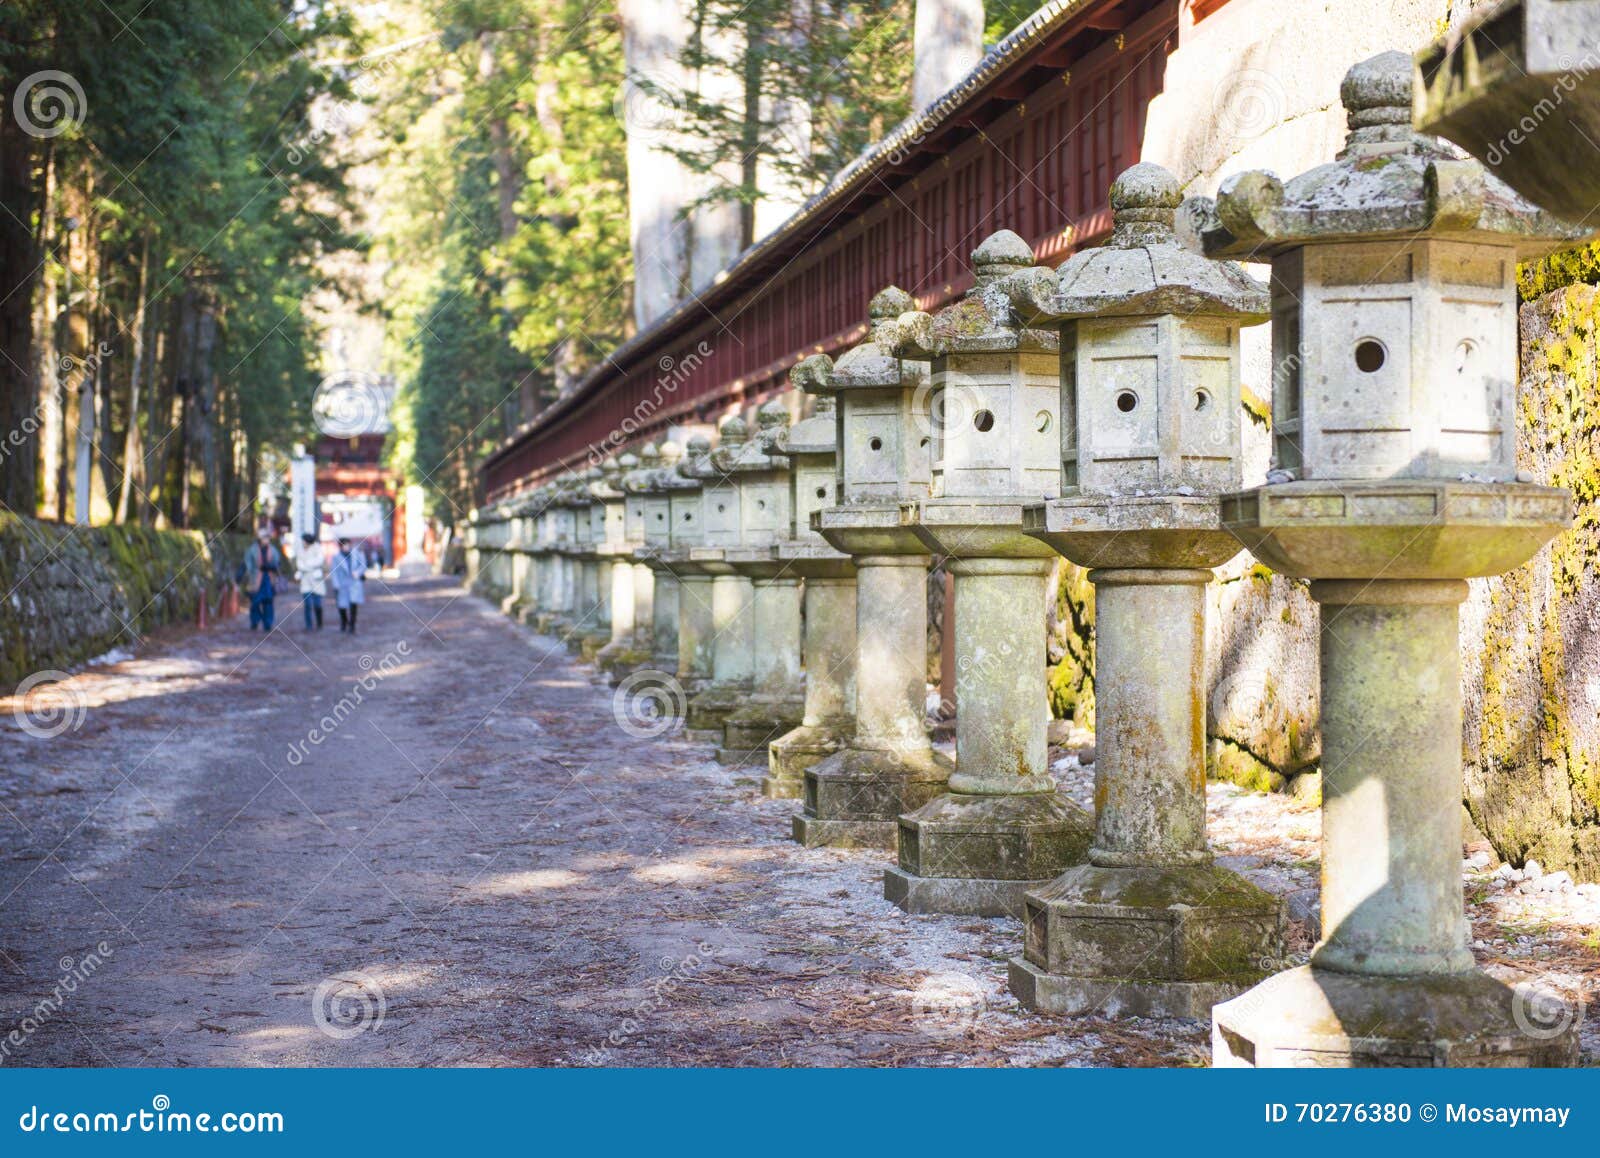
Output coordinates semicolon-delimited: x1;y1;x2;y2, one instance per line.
1461;286;1600;882
1020;863;1282;987
1415;0;1600;222
1213;964;1579;1068
0;514;246;686
1206;560;1320;790
896;791;1092;884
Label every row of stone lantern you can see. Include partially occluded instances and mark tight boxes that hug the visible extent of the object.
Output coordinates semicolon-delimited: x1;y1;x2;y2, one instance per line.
465;51;1582;1068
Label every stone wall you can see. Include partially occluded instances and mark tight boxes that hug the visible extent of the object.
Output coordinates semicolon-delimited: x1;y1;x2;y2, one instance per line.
0;513;248;688
1458;287;1600;880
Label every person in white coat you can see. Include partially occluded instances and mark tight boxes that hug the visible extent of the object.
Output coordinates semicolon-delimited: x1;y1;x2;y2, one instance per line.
298;533;327;631
330;537;368;633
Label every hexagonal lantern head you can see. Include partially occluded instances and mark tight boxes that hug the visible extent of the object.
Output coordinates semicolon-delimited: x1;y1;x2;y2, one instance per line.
791;286;934;505
684;416;747;548
710;401;793;548
670;434;712;549
591;458;627;550
641;441;683;551
1202;50;1585;485
768;394;840;545
1009;163;1269;496
900;231;1060;501
618;446;659;548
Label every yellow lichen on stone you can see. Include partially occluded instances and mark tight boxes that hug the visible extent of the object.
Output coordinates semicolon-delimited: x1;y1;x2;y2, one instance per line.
1464;285;1600;880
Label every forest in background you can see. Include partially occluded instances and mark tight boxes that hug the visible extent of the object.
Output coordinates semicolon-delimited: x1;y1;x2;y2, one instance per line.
0;1;1055;531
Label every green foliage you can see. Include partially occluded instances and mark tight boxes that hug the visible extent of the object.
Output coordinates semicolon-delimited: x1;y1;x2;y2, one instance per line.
668;1;1042;233
1;0;364;524
368;0;632;521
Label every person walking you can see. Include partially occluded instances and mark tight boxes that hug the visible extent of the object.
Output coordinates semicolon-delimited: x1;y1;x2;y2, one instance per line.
330;537;368;633
240;526;282;632
298;533;327;631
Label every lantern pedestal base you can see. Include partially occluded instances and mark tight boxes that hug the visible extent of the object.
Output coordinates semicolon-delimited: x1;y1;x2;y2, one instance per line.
717;696;807;766
765;721;854;798
792;746;952;849
1010;862;1283;1017
1212;964;1580;1068
685;682;750;738
1009;961;1248;1020
886;791;1092;918
598;646;654;681
882;868;1048;919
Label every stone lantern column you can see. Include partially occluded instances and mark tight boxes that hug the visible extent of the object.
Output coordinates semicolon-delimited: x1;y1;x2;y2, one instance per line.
1001;162;1285;1017
721;402;807;766
595;453;645;670
684;417;759;741
887;231;1093;918
791;288;952;847
1202;52;1582;1066
765;393;858;799
656;436;716;710
563;472;606;653
543;488;581;636
639;442;684;678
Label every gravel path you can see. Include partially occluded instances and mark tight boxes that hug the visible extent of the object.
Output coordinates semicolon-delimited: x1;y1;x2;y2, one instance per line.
0;577;1593;1067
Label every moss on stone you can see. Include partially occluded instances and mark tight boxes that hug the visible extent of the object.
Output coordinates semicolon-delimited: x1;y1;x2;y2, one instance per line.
1207;736;1287;793
1463;285;1600;881
0;513;248;688
1046;558;1095;727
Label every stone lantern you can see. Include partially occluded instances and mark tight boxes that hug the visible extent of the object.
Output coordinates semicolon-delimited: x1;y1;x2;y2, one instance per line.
1415;0;1600;221
538;482;580;635
560;473;600;653
682;417;758;740
717;402;806;766
891;230;1092;918
1201;51;1580;1067
499;498;529;617
1003;162;1285;1017
473;503;508;601
763;393;858;799
660;434;716;700
639;441;684;678
591;455;638;665
599;449;659;676
792;287;951;848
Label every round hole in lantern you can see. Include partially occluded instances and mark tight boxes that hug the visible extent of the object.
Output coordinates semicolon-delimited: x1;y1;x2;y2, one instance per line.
973;409;995;432
757;499;767;510
1115;390;1139;414
1354;339;1386;373
869;436;883;451
1194;388;1212;412
717;503;726;513
1035;410;1052;433
815;486;827;499
1455;338;1476;373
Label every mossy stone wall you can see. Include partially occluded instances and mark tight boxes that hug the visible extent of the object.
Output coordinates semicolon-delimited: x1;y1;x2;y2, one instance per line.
0;513;248;688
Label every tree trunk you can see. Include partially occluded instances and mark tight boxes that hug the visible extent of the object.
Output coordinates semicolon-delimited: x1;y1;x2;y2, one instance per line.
686;5;744;290
0;99;42;514
618;0;694;329
115;233;152;523
32;146;58;519
912;0;985;112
